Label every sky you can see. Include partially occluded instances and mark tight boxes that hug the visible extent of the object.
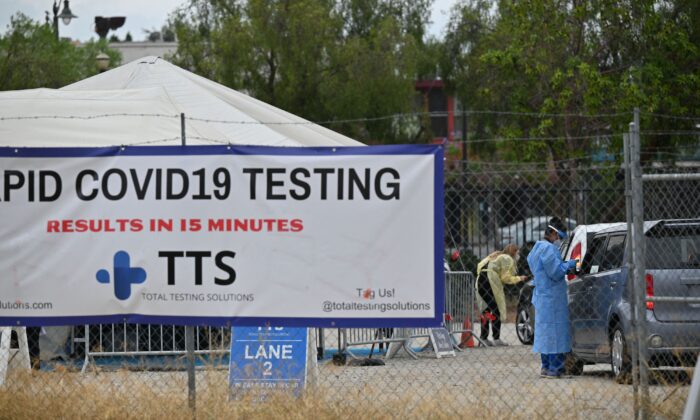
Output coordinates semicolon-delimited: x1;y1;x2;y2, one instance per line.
0;0;458;42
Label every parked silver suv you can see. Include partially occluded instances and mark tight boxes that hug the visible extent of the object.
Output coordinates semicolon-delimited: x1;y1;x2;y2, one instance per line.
568;219;700;382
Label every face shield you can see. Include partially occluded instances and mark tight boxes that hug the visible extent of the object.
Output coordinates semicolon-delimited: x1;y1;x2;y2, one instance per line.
548;225;568;240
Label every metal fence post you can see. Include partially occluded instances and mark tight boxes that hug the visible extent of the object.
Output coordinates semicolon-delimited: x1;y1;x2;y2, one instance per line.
631;108;650;419
461;108;469;249
624;132;640;418
181;112;196;417
185;326;196;416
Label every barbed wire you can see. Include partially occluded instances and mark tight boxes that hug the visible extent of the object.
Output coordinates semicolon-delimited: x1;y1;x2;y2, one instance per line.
0;110;698;126
187;110;633;126
0;113;180;121
639;112;700;122
450;133;624;145
454;131;700;145
640;130;700;136
455;165;624;175
450;154;623;167
117;137;183;146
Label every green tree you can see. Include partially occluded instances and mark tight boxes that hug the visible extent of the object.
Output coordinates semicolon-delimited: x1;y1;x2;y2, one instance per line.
443;0;700;165
169;0;434;143
0;13;122;91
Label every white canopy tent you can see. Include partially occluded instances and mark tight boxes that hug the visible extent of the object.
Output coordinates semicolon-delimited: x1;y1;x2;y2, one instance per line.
0;56;362;362
0;56;362;147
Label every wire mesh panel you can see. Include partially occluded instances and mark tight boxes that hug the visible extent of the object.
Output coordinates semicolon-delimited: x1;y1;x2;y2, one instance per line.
0;166;692;419
0;117;697;418
638;170;700;417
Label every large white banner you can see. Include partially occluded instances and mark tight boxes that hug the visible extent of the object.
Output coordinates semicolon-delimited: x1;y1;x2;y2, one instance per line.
0;145;443;327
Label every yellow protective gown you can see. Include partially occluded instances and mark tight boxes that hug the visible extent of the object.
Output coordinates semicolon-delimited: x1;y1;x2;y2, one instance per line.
475;253;521;321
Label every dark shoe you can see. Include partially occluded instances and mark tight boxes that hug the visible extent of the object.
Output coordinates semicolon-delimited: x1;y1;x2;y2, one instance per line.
541;371;571;379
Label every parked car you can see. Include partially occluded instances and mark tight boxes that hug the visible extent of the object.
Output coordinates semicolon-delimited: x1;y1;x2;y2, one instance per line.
515;223;624;345
498;216;577;248
568;219;700;382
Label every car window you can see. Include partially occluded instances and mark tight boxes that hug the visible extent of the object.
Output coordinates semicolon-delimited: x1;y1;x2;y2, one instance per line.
600;234;626;272
582;236;607;274
647;227;700;269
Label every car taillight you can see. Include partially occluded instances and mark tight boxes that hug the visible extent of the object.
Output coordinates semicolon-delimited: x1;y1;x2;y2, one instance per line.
646;273;654;310
567;242;582;281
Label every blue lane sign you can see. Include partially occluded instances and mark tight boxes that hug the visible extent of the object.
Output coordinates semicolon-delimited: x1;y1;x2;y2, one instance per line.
229;326;308;399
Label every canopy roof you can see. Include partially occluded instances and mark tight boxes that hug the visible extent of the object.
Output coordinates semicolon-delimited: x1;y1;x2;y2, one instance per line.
0;56;362;147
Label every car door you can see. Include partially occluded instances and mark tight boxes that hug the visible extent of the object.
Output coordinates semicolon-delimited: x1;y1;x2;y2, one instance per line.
569;235;608;353
587;234;626;359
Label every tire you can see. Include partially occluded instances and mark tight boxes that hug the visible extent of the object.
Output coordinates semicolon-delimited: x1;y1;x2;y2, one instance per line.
515;304;534;345
565;353;584;376
611;326;632;384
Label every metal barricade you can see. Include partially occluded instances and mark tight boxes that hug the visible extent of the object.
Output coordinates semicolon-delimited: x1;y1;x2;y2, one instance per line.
443;271;478;343
339;271;478;357
75;324;328;372
75;324;231;372
73;273;477;367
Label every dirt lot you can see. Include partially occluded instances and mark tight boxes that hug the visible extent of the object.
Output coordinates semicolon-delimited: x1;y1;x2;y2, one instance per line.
1;322;691;419
316;323;690;419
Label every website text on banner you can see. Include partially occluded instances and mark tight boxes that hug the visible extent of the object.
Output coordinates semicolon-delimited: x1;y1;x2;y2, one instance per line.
0;145;444;328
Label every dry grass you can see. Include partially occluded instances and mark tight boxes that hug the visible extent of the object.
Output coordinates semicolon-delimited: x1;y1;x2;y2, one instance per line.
0;360;691;419
0;368;458;420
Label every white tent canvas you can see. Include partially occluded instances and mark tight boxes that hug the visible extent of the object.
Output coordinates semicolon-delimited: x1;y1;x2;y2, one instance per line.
0;87;183;147
0;56;363;359
0;56;362;147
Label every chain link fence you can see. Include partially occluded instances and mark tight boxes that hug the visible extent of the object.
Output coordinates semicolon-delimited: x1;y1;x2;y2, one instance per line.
0;113;699;420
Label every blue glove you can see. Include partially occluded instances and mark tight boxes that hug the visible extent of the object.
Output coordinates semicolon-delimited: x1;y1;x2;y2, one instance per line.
567;260;577;270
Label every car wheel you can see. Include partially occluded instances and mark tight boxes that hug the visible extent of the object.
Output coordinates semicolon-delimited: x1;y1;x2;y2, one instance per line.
565;353;584;376
611;326;632;384
516;304;534;345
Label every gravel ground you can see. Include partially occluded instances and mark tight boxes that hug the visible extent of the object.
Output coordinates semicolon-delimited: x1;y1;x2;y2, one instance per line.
314;322;691;419
6;322;691;419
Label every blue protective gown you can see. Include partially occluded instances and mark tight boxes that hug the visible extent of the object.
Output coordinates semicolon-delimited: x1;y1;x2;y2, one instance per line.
527;240;575;354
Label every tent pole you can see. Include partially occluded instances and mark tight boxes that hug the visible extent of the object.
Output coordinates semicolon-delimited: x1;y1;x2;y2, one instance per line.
181;112;196;418
180;113;186;146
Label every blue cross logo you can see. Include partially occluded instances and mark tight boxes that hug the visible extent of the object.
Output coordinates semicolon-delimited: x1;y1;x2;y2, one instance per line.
96;251;147;300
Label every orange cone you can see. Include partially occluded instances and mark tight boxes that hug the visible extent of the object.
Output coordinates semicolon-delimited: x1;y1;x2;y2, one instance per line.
459;315;474;348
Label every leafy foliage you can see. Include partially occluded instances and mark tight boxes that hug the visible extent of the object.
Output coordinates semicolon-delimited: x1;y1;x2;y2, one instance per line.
169;0;434;143
443;0;700;165
0;13;121;90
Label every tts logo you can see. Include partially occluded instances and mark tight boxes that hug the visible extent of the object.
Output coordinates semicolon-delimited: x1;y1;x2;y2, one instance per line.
96;251;147;300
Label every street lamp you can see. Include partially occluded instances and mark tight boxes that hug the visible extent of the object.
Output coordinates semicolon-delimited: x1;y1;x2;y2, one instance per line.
47;0;78;40
96;52;110;73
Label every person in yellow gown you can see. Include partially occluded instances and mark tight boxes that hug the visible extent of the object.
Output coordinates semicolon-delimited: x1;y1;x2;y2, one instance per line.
476;244;528;346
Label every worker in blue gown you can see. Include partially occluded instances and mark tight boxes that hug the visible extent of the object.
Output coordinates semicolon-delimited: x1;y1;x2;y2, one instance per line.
526;217;577;378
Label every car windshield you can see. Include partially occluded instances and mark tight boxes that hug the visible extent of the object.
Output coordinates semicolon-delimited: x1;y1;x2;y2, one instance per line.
647;228;700;269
